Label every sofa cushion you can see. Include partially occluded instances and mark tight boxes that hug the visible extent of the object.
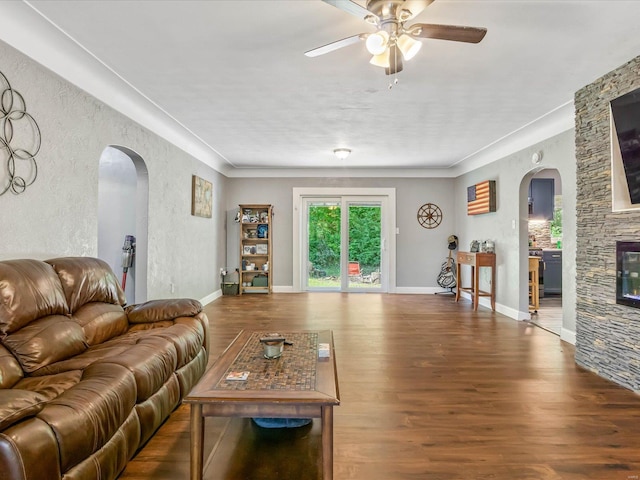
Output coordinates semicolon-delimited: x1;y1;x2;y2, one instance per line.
125;298;202;323
0;417;62;480
73;302;128;346
129;319;205;369
46;257;126;313
0;389;48;430
0;344;23;389
14;370;83;401
28;339;134;377
3;315;88;373
0;259;68;335
100;336;178;402
175;347;208;397
135;374;180;446
36;362;137;473
61;410;140;480
30;332;178;403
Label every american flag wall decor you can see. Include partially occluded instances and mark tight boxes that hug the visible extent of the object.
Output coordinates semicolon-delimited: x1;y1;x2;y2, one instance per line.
467;180;496;215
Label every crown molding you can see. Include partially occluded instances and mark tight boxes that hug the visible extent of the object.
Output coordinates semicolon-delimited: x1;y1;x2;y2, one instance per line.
221;166;455;178
449;101;575;177
1;1;229;173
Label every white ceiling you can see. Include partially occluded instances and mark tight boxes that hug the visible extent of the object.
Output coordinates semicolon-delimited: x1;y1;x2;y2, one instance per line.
6;1;640;176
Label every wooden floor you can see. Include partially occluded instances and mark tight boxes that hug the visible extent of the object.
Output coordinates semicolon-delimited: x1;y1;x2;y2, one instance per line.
120;293;640;480
530;295;562;336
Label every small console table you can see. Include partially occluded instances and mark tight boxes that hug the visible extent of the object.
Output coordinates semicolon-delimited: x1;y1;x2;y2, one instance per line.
456;251;496;311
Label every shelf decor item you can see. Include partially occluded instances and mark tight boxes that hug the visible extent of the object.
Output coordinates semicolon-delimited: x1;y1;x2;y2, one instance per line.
257;224;268;238
239;204;273;294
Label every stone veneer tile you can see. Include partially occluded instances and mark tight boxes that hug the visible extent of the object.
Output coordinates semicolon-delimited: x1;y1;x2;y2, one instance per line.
575;55;640;391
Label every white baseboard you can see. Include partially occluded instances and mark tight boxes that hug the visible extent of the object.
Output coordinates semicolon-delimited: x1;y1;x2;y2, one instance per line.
205;286;293;297
497;303;530;321
457;291;528;321
561;327;576;345
200;290;221;305
273;285;295;293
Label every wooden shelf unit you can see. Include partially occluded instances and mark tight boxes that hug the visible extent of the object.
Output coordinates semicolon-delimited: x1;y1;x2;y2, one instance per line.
239;204;272;294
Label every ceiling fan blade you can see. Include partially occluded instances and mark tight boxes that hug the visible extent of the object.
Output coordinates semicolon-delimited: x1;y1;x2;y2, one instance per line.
321;0;372;20
305;34;366;57
385;45;403;75
409;23;487;43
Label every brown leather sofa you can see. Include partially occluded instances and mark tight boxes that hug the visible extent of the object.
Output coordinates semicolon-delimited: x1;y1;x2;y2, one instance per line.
0;257;210;480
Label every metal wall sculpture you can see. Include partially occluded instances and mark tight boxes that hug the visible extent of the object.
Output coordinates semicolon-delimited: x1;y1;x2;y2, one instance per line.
0;70;41;195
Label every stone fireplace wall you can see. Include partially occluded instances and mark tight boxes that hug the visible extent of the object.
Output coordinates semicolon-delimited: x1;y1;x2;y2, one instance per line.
575;55;640;391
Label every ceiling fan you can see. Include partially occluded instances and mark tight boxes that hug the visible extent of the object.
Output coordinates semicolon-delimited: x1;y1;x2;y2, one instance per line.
305;0;487;75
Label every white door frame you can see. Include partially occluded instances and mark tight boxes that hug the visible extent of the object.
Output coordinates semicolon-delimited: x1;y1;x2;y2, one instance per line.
293;187;396;293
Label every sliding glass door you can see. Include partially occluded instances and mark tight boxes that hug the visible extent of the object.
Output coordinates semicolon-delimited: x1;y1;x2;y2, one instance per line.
347;201;382;291
303;196;386;292
305;199;342;290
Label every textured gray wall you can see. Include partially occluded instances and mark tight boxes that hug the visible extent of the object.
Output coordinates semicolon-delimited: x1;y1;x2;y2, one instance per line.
575;55;640;391
225;177;456;289
454;130;577;335
0;39;226;302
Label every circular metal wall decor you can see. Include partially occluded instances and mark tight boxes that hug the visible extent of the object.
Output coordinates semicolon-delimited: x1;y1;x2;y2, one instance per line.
0;70;41;196
417;203;442;229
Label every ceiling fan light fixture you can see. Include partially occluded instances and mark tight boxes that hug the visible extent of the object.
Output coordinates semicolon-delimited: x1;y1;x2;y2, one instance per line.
369;49;390;68
333;148;351;160
397;34;422;60
365;30;389;55
398;8;413;22
364;14;378;25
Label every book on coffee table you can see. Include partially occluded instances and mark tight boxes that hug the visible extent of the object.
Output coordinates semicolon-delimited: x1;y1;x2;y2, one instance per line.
225;371;250;381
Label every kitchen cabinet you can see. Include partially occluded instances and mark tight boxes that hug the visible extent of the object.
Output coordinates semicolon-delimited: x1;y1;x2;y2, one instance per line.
543;250;562;294
529;178;555;220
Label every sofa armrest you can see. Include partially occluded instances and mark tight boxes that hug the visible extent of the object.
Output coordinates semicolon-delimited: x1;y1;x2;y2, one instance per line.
125;298;202;324
0;390;47;430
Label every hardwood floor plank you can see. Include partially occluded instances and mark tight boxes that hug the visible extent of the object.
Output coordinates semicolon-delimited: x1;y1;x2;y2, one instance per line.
120;293;640;480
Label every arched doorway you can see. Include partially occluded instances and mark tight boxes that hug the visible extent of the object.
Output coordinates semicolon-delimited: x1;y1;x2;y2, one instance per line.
97;145;149;304
521;168;563;335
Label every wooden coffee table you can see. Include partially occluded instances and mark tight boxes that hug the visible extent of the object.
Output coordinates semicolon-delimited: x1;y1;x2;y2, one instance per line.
185;330;340;480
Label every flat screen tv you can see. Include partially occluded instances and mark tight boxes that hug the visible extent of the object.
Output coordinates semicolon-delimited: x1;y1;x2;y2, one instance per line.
611;87;640;204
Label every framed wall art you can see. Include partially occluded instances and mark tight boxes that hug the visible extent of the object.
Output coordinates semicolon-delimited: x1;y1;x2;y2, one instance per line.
467;180;496;215
191;175;212;218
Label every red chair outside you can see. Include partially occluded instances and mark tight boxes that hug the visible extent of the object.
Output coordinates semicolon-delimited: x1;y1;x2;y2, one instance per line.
348;262;363;284
348;261;361;276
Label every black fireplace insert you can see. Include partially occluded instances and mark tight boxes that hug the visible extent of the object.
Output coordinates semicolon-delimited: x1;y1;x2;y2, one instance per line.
616;241;640;308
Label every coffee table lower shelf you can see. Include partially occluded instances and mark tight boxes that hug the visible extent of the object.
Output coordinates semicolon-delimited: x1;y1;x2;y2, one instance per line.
185;330;339;480
198;416;323;479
